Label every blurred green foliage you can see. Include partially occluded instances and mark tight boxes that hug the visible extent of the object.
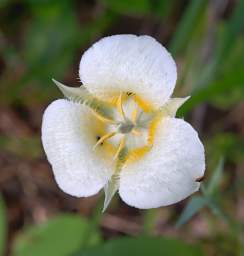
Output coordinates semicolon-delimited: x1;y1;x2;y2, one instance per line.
0;197;6;256
0;0;243;256
176;158;225;228
12;215;101;256
74;236;204;256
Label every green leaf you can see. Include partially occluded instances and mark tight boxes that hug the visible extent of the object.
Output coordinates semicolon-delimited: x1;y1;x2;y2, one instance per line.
0;196;6;256
12;214;101;256
194;1;244;89
73;236;204;256
206;133;244;166
143;209;157;235
169;0;208;56
23;2;80;83
175;196;208;228
0;0;8;8
101;0;151;16
178;69;244;115
206;158;224;195
152;1;176;19
214;1;244;68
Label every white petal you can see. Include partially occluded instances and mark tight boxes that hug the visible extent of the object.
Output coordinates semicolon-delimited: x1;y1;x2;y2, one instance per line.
119;117;205;209
41;99;111;197
79;34;177;106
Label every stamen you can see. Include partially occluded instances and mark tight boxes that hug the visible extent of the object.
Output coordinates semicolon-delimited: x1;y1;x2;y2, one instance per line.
131;107;138;123
91;110;117;124
91;92;161;169
133;94;154;113
93;132;117;150
117;93;126;120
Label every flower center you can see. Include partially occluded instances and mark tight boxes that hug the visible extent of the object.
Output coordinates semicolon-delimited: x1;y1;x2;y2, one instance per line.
52;79;162;168
91;92;162;167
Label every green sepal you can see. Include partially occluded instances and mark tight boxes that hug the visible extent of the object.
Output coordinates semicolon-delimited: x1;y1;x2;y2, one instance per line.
52;79;114;121
160;96;190;117
102;175;119;213
102;147;128;212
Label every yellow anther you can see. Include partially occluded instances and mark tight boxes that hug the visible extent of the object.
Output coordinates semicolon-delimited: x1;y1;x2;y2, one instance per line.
93;132;117;150
113;136;125;160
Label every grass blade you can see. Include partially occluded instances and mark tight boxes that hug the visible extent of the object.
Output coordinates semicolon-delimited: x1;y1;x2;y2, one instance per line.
175;195;207;228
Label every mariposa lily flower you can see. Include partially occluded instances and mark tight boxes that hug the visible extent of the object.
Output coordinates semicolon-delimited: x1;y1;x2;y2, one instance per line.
42;35;205;211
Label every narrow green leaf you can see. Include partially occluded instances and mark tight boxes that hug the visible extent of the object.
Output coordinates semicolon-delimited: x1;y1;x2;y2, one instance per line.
206;158;224;195
178;69;244;115
175;196;208;228
215;0;244;67
0;196;6;256
169;0;208;56
194;1;244;89
143;209;157;235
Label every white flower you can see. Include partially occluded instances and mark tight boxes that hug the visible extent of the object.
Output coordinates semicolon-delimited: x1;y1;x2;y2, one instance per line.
41;35;205;211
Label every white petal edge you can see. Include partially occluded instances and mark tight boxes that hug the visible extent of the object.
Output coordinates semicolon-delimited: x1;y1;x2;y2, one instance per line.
79;34;177;106
119;117;205;209
41;99;111;197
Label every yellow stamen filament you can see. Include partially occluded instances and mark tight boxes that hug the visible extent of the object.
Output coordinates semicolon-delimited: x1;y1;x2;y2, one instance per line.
109;95;120;106
93;132;116;150
131;107;138;123
91;110;117;124
113;136;125;160
117;93;126;120
133;94;155;113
